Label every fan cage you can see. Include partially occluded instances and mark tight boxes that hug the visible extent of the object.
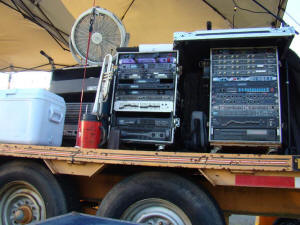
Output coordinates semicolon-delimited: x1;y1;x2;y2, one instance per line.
70;7;127;65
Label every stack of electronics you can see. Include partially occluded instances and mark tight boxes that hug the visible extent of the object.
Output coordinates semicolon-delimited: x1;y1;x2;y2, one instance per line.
110;51;179;148
209;47;281;146
174;26;295;151
49;26;296;152
50;66;101;145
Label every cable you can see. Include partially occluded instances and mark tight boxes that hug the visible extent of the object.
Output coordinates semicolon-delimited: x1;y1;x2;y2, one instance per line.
202;0;233;28
19;63;50;71
285;61;291;154
35;3;69;45
0;0;70;51
121;0;135;21
284;11;300;28
1;0;69;36
9;0;22;13
0;64;49;71
0;1;66;34
232;6;237;28
252;0;299;34
0;63;78;72
0;66;11;71
75;6;96;146
232;0;267;14
231;0;299;34
16;0;69;49
275;0;285;26
0;0;15;10
251;0;286;24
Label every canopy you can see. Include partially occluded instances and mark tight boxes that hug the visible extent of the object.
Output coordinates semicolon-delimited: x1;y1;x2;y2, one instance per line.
0;0;287;71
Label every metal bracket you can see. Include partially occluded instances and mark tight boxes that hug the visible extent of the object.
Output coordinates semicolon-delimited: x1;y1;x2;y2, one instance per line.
293;156;300;171
174;118;180;128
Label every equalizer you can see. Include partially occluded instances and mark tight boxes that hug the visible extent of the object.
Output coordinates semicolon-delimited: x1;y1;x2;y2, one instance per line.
209;47;281;145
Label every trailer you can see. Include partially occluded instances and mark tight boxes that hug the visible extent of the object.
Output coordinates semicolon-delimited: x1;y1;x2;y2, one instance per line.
0;143;299;225
0;11;299;225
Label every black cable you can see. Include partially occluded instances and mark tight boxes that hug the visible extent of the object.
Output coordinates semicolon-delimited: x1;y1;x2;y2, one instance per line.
89;7;96;32
9;0;22;13
285;61;292;154
281;9;300;28
0;63;77;72
121;0;135;21
7;0;55;32
232;6;237;28
0;64;49;71
232;0;267;14
33;1;69;46
0;0;15;11
251;0;286;24
43;29;70;51
16;0;69;50
20;63;50;71
1;0;70;51
202;0;229;21
35;3;69;43
252;0;299;34
16;0;37;18
0;66;11;71
11;0;40;26
275;0;285;26
54;63;78;67
23;1;70;35
231;0;299;34
232;13;235;28
24;63;76;71
0;0;67;35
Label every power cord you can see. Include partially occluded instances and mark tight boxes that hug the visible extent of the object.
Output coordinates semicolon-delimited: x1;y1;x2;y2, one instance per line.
232;0;266;14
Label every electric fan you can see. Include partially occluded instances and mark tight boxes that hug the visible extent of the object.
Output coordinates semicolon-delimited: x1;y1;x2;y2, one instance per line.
70;7;129;65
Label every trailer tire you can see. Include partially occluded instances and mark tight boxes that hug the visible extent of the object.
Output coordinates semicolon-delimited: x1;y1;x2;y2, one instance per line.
0;160;67;225
97;172;225;225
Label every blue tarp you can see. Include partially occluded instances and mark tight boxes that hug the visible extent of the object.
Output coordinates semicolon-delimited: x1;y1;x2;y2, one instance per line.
32;212;138;225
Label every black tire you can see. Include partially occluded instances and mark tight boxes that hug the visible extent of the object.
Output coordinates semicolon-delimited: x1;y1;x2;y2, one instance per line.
273;218;300;225
97;172;225;225
57;175;80;212
0;160;67;224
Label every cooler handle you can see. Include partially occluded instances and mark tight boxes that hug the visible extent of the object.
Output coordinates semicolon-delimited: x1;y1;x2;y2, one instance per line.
49;108;63;124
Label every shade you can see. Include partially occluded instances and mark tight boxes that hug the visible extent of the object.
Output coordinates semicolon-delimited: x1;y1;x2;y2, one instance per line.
0;0;287;72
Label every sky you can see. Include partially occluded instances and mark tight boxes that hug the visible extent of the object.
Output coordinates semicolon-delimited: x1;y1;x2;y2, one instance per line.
283;0;300;56
0;0;299;90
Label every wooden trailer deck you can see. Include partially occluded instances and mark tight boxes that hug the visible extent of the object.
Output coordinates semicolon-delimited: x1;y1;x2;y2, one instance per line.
1;143;300;218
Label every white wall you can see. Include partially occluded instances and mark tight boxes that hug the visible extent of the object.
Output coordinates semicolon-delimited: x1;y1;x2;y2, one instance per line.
0;71;51;90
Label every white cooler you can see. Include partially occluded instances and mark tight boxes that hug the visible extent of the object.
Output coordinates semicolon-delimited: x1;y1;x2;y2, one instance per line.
0;88;66;146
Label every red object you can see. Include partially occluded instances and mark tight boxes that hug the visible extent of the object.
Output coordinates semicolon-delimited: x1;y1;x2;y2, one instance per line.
235;175;295;188
76;114;104;148
75;7;96;147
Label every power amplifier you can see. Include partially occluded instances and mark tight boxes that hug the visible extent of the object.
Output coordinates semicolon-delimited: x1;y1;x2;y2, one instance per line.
111;51;179;145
